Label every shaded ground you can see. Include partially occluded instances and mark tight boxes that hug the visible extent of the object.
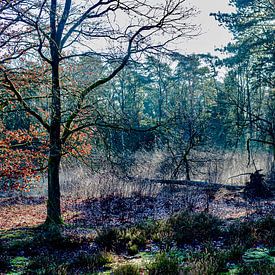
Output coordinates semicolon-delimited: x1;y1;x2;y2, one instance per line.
0;186;274;230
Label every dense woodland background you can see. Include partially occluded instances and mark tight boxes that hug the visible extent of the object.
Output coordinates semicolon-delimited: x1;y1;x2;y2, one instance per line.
0;0;274;193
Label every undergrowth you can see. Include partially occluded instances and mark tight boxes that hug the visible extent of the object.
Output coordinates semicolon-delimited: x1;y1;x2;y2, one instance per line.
1;211;274;274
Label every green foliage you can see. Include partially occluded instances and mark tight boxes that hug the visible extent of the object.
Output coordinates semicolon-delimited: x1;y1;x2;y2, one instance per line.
187;251;228;275
124;227;147;253
95;211;225;254
113;263;140;275
1;229;37;255
95;227;122;251
149;220;174;250
147;252;181;275
27;252;112;274
27;254;71;274
95;226;147;254
1;215;275;275
225;244;246;262
168;211;222;244
73;251;112;271
240;255;275;275
212;0;275;155
128;244;139;256
185;246;275;275
227;215;275;247
238;261;275;275
95;211;222;255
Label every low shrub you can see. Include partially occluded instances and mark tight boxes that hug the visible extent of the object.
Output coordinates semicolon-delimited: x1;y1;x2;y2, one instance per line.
95;228;122;251
73;251;112;271
147;252;181;275
95;226;147;254
226;244;245;262
127;244;139;255
0;255;10;272
227;215;275;247
27;254;70;275
96;211;224;252
186;250;228;275
150;220;174;250
113;263;140;275
31;263;69;275
168;211;222;245
239;260;275;275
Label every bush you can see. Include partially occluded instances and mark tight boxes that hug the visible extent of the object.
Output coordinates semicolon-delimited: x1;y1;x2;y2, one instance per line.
30;263;69;275
150;220;174;250
147;252;181;275
128;244;139;256
123;227;147;253
186;250;228;275
227;215;275;247
226;244;245;262
95;226;147;254
113;263;140;275
27;255;70;275
73;251;112;271
95;227;122;251
239;260;275;275
168;211;222;244
96;211;223;252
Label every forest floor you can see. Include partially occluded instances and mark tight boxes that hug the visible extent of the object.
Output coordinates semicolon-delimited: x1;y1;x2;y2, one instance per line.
0;186;274;274
0;186;274;230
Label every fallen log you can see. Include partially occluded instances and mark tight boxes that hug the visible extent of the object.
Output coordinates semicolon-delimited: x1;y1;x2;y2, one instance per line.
125;176;244;191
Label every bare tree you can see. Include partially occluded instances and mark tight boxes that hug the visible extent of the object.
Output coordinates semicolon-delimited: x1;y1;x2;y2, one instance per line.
0;0;197;225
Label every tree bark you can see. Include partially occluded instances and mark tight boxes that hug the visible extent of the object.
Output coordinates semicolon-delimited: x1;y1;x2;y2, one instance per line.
45;57;62;224
46;59;62;224
46;0;62;225
184;155;191;181
46;152;62;224
45;53;62;224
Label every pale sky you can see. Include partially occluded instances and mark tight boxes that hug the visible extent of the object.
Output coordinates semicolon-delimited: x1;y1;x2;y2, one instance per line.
183;0;235;55
72;0;235;58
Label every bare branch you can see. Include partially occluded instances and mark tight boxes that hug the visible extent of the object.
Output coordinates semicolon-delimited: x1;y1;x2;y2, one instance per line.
0;67;50;132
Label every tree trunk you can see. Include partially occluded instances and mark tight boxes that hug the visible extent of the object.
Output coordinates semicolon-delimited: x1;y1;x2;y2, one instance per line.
45;0;62;225
46;152;62;224
46;72;62;224
184;155;191;181
46;59;62;225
